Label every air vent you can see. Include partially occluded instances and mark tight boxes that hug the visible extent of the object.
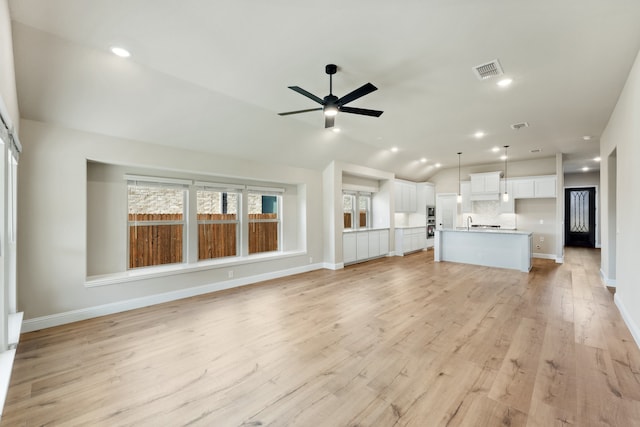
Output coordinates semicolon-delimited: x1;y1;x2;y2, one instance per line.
530;148;542;153
472;59;504;80
511;122;529;130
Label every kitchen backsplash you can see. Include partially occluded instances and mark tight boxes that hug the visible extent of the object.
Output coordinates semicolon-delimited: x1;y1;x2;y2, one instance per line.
462;200;517;229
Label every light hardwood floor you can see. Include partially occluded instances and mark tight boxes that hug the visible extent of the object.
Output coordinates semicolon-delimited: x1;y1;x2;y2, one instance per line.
3;247;640;426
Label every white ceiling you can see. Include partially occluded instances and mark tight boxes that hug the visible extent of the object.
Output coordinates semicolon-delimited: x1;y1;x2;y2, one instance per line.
9;0;640;180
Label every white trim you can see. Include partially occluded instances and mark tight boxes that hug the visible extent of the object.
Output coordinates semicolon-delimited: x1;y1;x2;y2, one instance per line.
246;185;285;193
0;349;16;417
614;293;640;350
555;256;564;264
194;181;244;190
26;262;325;333
533;253;556;260
323;262;344;270
86;250;306;287
124;174;192;186
342;183;378;193
600;268;617;287
8;312;23;347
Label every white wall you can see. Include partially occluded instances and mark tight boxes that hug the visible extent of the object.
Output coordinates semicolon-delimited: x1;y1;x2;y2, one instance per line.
600;47;640;346
17;120;324;322
0;0;18;132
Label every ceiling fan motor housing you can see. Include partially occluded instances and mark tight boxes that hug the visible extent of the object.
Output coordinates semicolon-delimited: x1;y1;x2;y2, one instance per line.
325;64;337;75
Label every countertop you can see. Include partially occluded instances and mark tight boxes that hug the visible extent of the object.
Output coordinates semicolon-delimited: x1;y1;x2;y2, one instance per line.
343;227;390;233
440;228;533;236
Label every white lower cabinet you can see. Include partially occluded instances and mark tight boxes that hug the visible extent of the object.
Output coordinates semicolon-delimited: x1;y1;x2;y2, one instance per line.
395;227;427;255
343;229;390;265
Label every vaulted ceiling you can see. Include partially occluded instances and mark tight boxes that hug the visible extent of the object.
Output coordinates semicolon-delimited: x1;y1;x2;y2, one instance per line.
9;0;640;179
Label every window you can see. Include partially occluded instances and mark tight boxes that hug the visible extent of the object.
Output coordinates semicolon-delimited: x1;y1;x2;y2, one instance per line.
343;191;371;229
248;190;281;254
197;187;240;260
343;193;356;229
358;193;371;228
128;180;187;269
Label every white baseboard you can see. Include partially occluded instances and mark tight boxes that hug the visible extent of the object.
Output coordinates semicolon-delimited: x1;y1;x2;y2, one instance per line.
600;268;617;287
556;256;564;264
615;293;640;350
533;253;556;260
323;262;343;270
22;263;324;333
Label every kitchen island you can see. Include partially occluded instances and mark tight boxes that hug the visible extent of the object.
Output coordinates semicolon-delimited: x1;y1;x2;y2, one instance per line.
434;228;533;272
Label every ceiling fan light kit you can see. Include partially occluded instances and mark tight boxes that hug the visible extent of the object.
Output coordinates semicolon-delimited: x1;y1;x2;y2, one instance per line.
279;64;383;128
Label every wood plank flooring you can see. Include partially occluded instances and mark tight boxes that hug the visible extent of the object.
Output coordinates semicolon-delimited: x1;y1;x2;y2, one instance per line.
3;247;640;426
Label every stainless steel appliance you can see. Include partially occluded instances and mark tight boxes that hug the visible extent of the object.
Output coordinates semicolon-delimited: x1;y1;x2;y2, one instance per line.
426;205;435;238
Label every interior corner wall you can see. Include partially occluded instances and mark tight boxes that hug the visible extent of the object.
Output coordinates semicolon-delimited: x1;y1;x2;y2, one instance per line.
17;119;324;321
600;47;640;346
0;0;19;132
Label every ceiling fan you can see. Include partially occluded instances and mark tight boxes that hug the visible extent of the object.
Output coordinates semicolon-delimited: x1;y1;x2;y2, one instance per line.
278;64;383;128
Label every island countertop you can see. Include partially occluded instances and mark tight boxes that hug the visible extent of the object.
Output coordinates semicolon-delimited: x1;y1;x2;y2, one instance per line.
448;228;533;236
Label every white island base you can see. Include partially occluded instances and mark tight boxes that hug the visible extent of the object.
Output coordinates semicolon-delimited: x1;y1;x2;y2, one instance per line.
434;229;533;272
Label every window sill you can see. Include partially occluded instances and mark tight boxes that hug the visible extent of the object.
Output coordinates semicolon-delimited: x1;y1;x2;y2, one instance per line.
85;250;306;287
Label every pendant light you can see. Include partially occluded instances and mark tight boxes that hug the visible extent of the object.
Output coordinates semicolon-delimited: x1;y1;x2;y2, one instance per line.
503;145;509;202
457;152;462;203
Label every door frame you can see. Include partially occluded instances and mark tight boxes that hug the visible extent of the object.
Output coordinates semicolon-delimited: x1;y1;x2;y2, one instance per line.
564;185;599;248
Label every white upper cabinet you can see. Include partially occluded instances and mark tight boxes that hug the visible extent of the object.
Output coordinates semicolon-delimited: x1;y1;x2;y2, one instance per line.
511;176;557;199
470;172;502;200
395;180;417;212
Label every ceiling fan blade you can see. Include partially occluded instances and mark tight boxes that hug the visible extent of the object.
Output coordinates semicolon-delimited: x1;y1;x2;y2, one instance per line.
325;115;335;128
288;86;325;105
337;82;377;106
339;106;384;117
278;108;323;116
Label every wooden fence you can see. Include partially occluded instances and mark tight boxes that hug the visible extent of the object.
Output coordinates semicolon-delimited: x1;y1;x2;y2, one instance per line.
128;213;278;268
343;212;367;229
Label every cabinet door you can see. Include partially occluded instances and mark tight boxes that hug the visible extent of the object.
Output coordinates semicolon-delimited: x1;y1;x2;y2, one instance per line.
425;184;435;206
534;177;556;198
484;173;500;193
343;233;357;264
461;181;472;213
368;230;380;258
471;175;485;193
379;230;390;255
407;183;417;212
513;179;534;198
356;232;369;260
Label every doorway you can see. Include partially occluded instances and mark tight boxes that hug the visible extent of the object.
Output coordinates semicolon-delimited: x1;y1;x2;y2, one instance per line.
564;187;596;247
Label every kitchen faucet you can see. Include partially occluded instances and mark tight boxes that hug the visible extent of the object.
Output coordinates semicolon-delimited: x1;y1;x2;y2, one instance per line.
466;215;473;231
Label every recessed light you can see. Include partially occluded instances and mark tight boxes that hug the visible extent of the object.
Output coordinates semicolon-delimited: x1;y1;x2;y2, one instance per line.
474;131;485;139
594;156;601;162
583;135;592;141
500;155;508;161
435;163;442;168
420;158;427;163
110;46;131;58
582;167;589;172
390;146;398;153
491;146;500;153
332;128;341;133
497;78;513;87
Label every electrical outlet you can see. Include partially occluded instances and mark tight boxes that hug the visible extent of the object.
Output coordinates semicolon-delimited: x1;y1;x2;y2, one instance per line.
228;270;233;278
309;257;313;264
540;236;544;242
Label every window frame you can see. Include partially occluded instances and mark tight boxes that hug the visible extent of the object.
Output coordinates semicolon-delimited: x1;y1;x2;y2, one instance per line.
343;191;372;230
196;184;242;260
247;188;283;255
126;177;189;270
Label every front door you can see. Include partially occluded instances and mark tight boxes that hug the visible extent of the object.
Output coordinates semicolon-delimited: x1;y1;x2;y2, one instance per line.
565;187;596;247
